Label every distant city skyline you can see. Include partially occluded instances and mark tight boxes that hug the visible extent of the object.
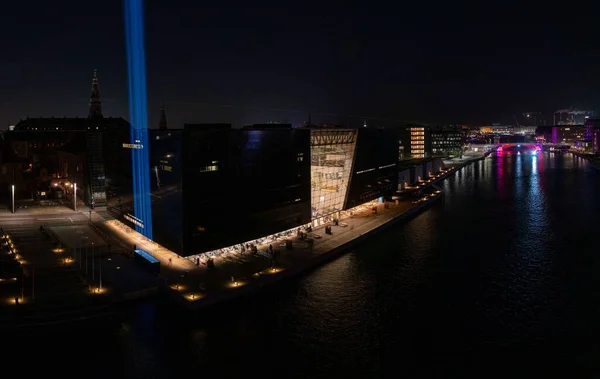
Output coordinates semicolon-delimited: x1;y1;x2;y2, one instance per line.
4;71;596;129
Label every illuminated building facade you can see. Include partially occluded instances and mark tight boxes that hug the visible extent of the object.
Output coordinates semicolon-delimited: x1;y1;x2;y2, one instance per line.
127;125;400;258
584;118;600;153
397;126;431;159
410;127;426;158
431;129;464;157
117;124;312;255
309;129;357;226
551;125;584;145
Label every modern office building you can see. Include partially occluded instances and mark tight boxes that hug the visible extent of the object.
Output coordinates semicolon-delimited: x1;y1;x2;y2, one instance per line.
120;125;400;258
430;127;464;157
343;127;398;210
551;125;584;145
397;126;431;159
113;124;312;255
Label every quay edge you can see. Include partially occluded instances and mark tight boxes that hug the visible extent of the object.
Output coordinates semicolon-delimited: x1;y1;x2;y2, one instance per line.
175;154;489;311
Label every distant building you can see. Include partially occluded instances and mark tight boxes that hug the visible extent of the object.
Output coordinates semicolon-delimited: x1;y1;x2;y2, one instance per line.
551;125;584;145
3;70;131;206
514;126;537;134
397;126;431;159
479;124;514;134
159;103;167;130
584;118;600;153
116;124;399;257
553;109;593;126
430;127;464;157
534;126;552;143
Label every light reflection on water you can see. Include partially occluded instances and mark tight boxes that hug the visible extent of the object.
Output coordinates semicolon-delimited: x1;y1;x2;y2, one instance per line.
7;153;600;377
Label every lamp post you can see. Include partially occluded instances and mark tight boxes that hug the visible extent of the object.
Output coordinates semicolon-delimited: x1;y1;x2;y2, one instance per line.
99;247;102;290
73;183;77;211
11;184;14;214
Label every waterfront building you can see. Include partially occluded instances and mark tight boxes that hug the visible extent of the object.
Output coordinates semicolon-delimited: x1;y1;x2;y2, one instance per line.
584;118;600;153
118;125;400;258
397;126;431;159
550;125;584;145
534;126;552;143
430;127;464;157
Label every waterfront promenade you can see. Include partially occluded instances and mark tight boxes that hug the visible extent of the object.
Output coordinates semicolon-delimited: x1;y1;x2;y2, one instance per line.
94;160;478;310
0;153;487;327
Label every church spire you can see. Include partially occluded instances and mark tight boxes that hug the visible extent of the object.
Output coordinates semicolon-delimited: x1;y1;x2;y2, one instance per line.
159;103;167;129
88;69;103;119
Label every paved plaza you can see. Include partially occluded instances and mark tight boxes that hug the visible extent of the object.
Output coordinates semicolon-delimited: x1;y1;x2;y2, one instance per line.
50;225;109;249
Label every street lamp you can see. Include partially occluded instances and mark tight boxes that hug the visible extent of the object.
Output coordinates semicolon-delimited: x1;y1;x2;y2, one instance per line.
73;183;77;211
11;184;14;214
99;246;102;290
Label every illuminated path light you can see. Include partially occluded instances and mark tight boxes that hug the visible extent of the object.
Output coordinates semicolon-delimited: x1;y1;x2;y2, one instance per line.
124;0;153;239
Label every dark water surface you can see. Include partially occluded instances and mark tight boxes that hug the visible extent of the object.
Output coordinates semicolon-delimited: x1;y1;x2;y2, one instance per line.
9;153;600;378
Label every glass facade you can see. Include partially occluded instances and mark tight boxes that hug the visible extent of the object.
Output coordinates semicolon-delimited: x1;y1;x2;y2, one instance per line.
310;129;357;226
410;127;425;158
431;131;463;156
344;128;398;209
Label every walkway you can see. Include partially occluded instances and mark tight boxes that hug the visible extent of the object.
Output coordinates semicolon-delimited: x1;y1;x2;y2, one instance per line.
95;187;441;308
92;161;486;309
171;193;440;308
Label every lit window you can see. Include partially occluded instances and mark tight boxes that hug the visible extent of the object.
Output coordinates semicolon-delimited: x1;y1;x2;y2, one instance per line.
199;165;218;172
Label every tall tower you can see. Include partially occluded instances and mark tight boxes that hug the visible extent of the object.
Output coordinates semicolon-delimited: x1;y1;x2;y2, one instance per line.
159;103;167;129
88;69;103;119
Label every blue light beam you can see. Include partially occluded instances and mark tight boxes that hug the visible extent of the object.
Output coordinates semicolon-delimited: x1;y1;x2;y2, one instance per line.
124;0;153;239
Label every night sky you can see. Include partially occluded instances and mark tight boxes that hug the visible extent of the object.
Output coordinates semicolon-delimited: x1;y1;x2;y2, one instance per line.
1;2;599;128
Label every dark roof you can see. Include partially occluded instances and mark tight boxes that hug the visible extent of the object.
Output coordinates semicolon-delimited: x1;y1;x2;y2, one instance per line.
14;117;130;131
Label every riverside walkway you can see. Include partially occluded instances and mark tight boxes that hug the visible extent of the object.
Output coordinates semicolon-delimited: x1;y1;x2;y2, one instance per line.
95;188;447;310
91;160;481;310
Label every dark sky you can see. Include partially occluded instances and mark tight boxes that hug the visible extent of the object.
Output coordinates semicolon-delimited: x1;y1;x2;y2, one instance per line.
1;2;599;128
